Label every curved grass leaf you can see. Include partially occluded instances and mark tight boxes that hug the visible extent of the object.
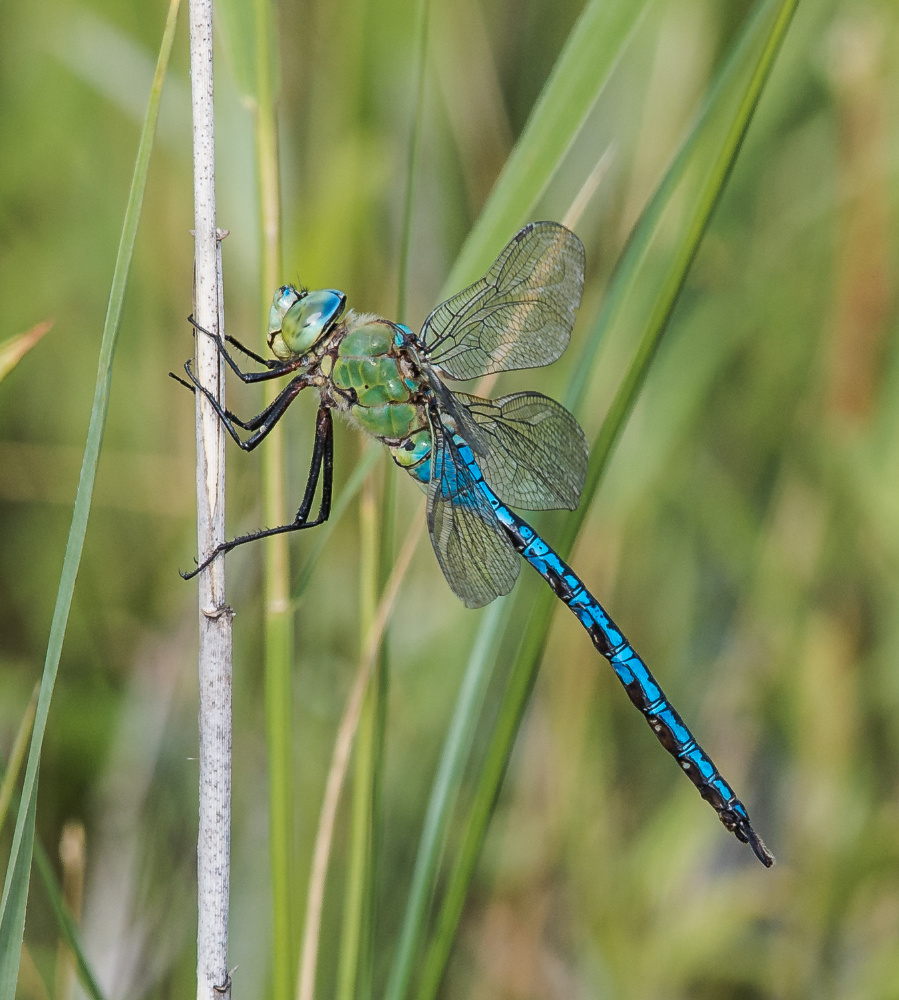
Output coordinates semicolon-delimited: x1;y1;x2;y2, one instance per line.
0;2;181;995
384;3;649;995
0;688;37;838
2;732;106;1000
443;0;649;294
410;1;800;997
383;601;505;1000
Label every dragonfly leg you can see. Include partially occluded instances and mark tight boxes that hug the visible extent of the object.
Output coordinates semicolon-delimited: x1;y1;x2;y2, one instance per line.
291;404;333;524
178;360;312;447
224;335;273;368
169;370;272;430
188;315;306;383
182;405;333;580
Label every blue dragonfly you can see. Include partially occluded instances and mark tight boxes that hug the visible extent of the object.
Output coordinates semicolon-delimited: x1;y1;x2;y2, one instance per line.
177;222;773;866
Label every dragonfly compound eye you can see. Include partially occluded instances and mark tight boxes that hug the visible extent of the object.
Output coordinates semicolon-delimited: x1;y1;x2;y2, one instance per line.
268;286;305;357
279;289;346;356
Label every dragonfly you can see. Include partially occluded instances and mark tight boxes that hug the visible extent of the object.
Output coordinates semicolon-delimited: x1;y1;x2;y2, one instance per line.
176;221;773;867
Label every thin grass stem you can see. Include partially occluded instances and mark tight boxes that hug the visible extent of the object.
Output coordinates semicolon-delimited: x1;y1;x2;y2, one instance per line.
296;520;424;1000
248;1;297;995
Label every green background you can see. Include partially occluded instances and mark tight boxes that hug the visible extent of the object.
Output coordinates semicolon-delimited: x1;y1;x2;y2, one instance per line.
1;0;898;997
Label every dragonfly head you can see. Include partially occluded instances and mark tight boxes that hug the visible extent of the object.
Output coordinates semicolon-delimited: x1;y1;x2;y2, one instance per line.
268;286;346;360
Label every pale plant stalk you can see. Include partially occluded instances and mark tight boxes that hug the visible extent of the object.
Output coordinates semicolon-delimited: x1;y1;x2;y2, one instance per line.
337;470;380;1000
189;1;233;997
297;518;424;1000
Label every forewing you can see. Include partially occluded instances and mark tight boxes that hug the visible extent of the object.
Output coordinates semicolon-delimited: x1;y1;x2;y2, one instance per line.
421;222;585;381
452;391;587;511
426;414;520;609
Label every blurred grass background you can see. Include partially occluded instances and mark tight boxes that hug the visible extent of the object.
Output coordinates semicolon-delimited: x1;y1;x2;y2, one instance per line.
1;0;898;997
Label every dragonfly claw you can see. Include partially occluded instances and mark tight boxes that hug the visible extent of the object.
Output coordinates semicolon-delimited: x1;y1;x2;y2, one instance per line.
744;824;775;868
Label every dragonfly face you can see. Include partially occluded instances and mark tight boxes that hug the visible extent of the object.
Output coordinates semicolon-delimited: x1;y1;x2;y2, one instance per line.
268;286;346;360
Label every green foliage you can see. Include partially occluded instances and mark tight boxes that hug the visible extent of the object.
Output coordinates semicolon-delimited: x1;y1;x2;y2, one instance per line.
0;2;179;995
2;0;898;998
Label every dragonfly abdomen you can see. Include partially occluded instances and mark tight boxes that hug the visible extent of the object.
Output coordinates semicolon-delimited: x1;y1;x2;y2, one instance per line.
467;447;773;866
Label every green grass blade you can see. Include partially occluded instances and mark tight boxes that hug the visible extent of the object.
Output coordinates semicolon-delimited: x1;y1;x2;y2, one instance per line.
340;0;432;992
0;788;35;998
336;473;380;1000
238;0;296;993
385;5;648;996
444;0;648;293
217;0;278;103
32;841;106;1000
0;764;106;1000
573;0;800;522
414;1;799;996
0;689;38;999
2;724;104;1000
216;0;255;100
396;0;431;322
0;2;180;994
384;600;505;1000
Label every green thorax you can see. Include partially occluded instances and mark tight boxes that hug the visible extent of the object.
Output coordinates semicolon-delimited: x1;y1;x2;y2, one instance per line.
328;314;432;479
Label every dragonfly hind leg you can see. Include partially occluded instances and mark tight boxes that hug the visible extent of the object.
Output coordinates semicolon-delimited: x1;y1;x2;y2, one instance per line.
181;405;334;580
169;369;285;433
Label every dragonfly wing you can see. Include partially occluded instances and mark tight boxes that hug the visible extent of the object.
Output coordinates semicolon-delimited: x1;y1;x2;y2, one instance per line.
452;391;587;510
421;222;585;381
426;413;520;609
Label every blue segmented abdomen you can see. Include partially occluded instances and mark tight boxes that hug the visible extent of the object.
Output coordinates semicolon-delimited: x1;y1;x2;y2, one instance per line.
450;434;772;866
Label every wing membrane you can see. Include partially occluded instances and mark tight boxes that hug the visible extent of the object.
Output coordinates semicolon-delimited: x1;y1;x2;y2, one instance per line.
421;222;585;381
426;414;519;609
452;391;587;510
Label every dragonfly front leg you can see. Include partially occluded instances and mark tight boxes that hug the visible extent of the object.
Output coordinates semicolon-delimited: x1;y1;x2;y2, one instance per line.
188;315;306;383
182;405;334;580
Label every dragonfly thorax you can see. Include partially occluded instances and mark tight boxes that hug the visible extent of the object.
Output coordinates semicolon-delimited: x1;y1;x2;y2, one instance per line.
327;313;433;483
